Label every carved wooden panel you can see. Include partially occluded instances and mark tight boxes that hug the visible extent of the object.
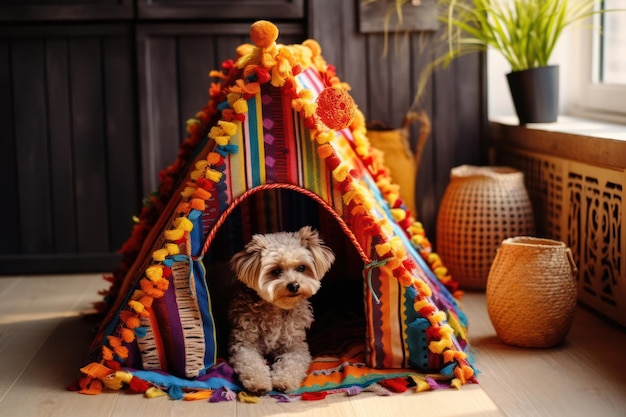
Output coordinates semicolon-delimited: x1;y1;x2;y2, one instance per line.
567;161;624;323
493;149;626;326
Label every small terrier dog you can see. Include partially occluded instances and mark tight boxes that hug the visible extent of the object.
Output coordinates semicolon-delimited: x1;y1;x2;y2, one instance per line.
228;226;335;394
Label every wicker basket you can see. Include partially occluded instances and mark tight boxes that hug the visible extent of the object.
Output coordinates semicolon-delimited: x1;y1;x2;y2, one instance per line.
367;111;430;218
486;237;578;348
436;165;535;290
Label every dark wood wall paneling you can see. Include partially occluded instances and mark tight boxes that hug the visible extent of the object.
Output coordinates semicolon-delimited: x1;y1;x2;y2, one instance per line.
0;25;139;273
0;0;486;274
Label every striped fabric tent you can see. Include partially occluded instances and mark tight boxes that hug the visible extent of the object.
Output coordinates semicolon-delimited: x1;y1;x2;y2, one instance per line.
73;21;476;400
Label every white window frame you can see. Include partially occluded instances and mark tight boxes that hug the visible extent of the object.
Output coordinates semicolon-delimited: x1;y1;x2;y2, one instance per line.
569;10;626;123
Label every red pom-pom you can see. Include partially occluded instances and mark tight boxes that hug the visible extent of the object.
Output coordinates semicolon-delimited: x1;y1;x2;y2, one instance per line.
128;377;151;393
255;67;271;84
316;87;356;130
304;116;318;129
379;377;409;393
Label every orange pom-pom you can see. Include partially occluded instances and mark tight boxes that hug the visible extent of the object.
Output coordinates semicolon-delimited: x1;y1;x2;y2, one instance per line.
250;20;279;49
316;87;356;130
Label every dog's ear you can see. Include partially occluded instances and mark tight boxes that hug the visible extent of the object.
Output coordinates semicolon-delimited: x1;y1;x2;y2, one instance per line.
296;226;335;279
230;235;267;287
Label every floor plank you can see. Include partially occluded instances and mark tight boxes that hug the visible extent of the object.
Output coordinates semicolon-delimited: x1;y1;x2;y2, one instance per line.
348;385;504;417
0;274;117;416
0;275;107;401
462;291;626;417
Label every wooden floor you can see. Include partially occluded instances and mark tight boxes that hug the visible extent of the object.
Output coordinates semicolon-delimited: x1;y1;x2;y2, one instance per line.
1;273;625;417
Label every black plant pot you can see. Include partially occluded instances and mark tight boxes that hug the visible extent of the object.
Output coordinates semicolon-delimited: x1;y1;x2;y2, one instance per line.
506;65;559;124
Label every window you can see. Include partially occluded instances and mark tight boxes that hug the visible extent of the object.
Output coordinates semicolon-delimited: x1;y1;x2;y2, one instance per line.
570;0;626;122
600;0;626;84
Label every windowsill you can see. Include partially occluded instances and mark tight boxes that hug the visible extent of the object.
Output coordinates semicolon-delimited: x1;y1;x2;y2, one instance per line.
489;115;626;170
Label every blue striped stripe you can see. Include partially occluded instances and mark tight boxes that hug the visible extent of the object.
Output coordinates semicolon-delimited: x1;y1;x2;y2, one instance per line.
246;94;262;187
192;260;217;374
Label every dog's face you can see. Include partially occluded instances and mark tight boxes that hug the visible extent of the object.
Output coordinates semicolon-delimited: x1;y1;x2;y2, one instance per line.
230;226;335;310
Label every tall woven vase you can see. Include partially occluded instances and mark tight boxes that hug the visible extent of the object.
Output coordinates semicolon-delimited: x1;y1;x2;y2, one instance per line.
486;237;578;348
436;165;535;290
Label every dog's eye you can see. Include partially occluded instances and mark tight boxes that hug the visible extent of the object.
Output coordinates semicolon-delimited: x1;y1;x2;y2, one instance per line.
271;268;282;277
296;265;306;273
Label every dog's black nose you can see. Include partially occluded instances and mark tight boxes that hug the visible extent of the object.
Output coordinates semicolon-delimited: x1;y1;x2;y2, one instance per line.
287;282;300;293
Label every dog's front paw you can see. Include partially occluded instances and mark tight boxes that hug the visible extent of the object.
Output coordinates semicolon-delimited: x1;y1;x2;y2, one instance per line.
271;378;301;393
271;367;305;393
239;371;273;395
230;345;273;395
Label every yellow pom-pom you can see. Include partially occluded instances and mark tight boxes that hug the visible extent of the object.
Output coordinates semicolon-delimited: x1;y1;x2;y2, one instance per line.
128;300;145;314
413;376;431;392
233;98;248;114
375;242;391;257
316;87;356;130
205;168;223;183
413;299;432;312
391;208;407;222
103;373;124;390
196;159;211;171
145;387;167;398
332;163;351;182
428;310;447;325
238;391;260;403
116;371;133;384
165;243;180;255
145;266;163;282
214;136;230;146
250;20;279;49
315;130;335;144
173;217;193;232
218;120;238;136
208;126;225;139
152;248;169;262
181;187;196;198
429;337;453;354
164;228;185;241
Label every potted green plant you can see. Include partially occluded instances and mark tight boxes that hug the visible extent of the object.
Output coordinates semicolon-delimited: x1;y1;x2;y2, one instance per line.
375;0;616;124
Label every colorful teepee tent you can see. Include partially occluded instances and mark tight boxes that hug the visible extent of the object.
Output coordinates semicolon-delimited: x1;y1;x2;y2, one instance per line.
73;21;476;401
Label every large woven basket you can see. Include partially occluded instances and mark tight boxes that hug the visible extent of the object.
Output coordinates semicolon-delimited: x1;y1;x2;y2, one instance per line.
486;237;578;348
436;165;535;290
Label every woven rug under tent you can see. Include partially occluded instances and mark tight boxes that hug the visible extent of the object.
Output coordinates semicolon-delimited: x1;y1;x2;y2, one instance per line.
71;21;476;402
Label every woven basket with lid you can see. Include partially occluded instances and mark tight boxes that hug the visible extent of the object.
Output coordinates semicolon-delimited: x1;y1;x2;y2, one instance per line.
486;237;578;348
436;165;535;290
